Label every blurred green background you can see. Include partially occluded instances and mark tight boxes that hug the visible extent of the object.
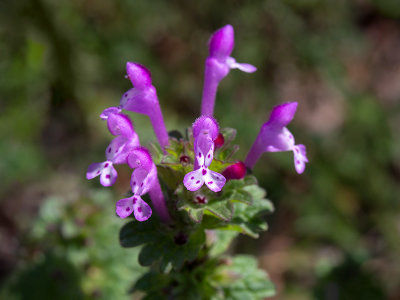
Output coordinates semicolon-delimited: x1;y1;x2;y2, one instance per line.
1;0;400;299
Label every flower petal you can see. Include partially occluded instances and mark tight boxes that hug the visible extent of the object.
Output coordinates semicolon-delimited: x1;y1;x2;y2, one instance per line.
183;169;205;191
100;164;117;186
208;24;234;60
126;62;152;89
192;116;219;140
133;196;152;221
131;168;151;195
195;145;206;167
100;106;121;120
105;136;132;163
293;144;308;174
196;134;214;167
120;87;156;115
116;197;134;218
86;162;105;180
226;57;257;73
267;102;298;127
127;147;153;171
204;142;214;167
107;113;134;138
263;127;295;152
204;170;226;192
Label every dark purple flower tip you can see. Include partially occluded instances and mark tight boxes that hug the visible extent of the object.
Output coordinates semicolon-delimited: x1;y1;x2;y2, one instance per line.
222;161;247;180
126;62;152;89
208;24;234;60
194;195;208;204
214;133;225;148
127;147;153;171
192;116;219;140
180;155;190;165
266;102;298;128
107;113;134;137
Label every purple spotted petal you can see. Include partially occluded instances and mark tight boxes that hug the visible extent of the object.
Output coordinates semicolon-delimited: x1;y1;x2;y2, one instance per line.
195;145;205;167
100;106;121;120
183;169;205;191
204;170;226;192
293;144;308;174
133;196;152;221
267;102;298;128
208;24;234;60
107;113;134;138
86;162;105;180
116;197;134;218
131;167;155;196
196;134;214;167
100;164;117;186
126;62;152;89
120;88;138;108
245;102;308;174
105;136;129;163
226;57;257;73
203;141;214;167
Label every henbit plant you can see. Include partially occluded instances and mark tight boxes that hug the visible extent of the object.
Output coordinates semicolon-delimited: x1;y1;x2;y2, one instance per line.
87;24;308;299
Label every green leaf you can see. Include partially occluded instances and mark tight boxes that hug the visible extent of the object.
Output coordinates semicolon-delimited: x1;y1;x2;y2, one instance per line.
222;184;274;238
139;243;165;266
205;200;234;222
216;255;276;299
209;230;239;257
214;128;240;161
122;214;206;270
120;220;160;248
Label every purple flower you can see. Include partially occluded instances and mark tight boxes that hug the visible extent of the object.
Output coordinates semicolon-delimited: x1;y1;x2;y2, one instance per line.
184;116;226;192
201;25;257;117
245;102;309;174
116;147;170;222
99;63;169;149
122;62;169;149
86;113;140;186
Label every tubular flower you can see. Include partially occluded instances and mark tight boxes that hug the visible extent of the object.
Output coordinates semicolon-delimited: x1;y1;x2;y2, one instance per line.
184;116;226;192
86;113;140;186
245;102;309;174
201;24;257;117
101;62;169;149
116;147;170;222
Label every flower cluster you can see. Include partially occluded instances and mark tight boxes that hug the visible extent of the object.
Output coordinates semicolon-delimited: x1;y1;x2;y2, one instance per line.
87;24;308;222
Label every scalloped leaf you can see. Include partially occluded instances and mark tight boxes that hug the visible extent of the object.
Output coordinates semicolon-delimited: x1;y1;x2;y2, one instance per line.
120;218;205;270
215;255;276;299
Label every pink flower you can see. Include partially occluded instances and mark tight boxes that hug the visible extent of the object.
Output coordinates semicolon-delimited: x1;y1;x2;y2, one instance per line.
86;113;140;186
116;147;170;222
245;102;309;174
183;116;226;192
101;62;169;149
201;25;256;117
